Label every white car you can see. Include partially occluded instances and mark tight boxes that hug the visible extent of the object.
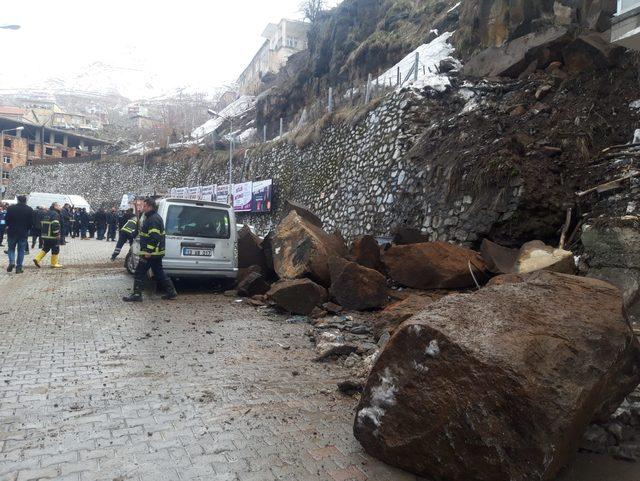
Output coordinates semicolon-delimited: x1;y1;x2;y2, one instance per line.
126;198;238;280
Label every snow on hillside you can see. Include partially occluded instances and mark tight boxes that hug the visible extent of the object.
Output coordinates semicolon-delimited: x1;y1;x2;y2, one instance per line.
191;96;256;140
376;31;461;92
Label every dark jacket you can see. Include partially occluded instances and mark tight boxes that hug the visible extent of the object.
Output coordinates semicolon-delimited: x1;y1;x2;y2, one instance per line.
32;209;45;233
41;208;61;241
139;211;165;257
95;210;107;225
5;202;33;239
106;212;118;226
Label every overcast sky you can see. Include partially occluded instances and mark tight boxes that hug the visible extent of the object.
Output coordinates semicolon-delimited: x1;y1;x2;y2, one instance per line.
0;0;338;99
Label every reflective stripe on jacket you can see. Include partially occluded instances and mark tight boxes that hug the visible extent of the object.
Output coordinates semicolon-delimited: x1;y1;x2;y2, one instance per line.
41;209;61;240
139;211;165;257
121;218;138;235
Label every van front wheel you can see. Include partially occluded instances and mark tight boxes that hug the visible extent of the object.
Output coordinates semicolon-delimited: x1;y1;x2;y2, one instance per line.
125;252;136;276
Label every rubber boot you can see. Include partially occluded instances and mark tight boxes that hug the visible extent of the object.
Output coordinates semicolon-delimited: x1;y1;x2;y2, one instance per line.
33;251;46;268
123;278;144;302
51;255;63;269
161;278;178;301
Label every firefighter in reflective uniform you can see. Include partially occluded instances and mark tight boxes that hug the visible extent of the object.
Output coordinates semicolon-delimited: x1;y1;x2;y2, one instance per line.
111;208;137;261
33;203;63;269
123;198;177;302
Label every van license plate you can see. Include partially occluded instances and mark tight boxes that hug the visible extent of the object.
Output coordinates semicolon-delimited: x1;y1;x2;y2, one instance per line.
183;248;213;257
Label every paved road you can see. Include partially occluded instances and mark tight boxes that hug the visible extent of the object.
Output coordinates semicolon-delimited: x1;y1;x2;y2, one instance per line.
0;239;420;481
0;238;636;481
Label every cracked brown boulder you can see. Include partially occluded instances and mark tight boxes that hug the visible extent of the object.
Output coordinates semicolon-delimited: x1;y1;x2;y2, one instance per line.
328;256;388;311
236;271;270;298
353;235;384;273
272;211;347;287
238;225;267;271
267;278;328;315
354;271;640;481
383;241;487;289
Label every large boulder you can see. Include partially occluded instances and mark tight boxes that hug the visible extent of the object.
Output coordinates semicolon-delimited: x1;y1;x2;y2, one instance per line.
353;235;384;273
562;32;625;73
267;278;328;315
236;271;270;297
481;239;575;275
462;26;571;78
373;292;449;339
328;257;388;311
354;271;640;481
392;227;430;246
582;219;640;322
284;199;323;228
272;211;348;286
383;242;487;289
238;225;267;271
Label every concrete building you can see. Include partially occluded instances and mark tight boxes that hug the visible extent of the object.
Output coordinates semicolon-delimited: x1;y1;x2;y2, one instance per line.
611;0;640;49
0;116;111;190
237;19;310;95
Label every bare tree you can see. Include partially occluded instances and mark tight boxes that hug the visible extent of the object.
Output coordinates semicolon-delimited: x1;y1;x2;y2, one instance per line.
299;0;326;22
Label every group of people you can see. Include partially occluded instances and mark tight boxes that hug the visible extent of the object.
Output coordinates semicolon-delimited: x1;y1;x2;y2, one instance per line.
1;196;177;303
59;205;121;242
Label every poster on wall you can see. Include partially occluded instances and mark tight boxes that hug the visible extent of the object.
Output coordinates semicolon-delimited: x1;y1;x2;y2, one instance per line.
215;184;231;204
251;180;273;213
174;187;187;199
170;188;176;197
200;185;215;202
233;182;253;212
188;187;200;200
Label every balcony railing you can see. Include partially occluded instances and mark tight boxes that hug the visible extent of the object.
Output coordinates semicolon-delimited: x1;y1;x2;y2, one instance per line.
618;0;640;14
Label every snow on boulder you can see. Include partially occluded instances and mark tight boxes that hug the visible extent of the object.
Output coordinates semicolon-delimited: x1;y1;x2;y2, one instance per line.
354;271;640;481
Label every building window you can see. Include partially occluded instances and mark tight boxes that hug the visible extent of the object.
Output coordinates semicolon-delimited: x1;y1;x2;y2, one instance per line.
75;152;82;157
28;143;35;152
1;171;9;179
3;138;11;148
286;37;298;48
2;155;10;164
61;150;68;158
45;147;53;156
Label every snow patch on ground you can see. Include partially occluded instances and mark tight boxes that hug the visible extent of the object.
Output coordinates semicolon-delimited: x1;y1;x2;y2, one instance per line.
375;32;461;93
357;368;398;435
191;95;256;139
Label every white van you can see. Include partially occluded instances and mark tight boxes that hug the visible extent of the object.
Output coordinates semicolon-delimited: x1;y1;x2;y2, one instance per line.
27;192;92;211
126;198;238;280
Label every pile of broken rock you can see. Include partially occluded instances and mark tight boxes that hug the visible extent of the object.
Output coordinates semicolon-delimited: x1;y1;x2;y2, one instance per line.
234;201;640;479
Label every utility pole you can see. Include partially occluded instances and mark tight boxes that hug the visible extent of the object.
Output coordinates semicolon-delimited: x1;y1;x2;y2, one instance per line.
206;109;234;205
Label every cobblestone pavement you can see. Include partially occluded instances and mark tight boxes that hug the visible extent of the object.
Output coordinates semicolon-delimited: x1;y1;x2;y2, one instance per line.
0;239;636;481
0;239;422;481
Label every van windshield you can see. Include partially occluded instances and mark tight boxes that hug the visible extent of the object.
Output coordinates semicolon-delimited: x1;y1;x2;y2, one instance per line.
166;205;230;239
165;205;231;239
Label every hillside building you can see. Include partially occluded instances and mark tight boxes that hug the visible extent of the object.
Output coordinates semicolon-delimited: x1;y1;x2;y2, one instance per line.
0;116;111;190
237;19;310;95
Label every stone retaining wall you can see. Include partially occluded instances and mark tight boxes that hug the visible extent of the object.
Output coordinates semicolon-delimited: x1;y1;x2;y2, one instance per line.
8;89;520;243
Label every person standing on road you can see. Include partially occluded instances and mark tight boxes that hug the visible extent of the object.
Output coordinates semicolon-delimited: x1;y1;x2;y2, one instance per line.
79;208;89;239
33;203;63;269
95;208;107;240
111;208;137;261
72;208;81;238
106;207;118;242
31;206;45;249
60;204;72;245
123;197;177;302
5;195;33;274
0;204;6;247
